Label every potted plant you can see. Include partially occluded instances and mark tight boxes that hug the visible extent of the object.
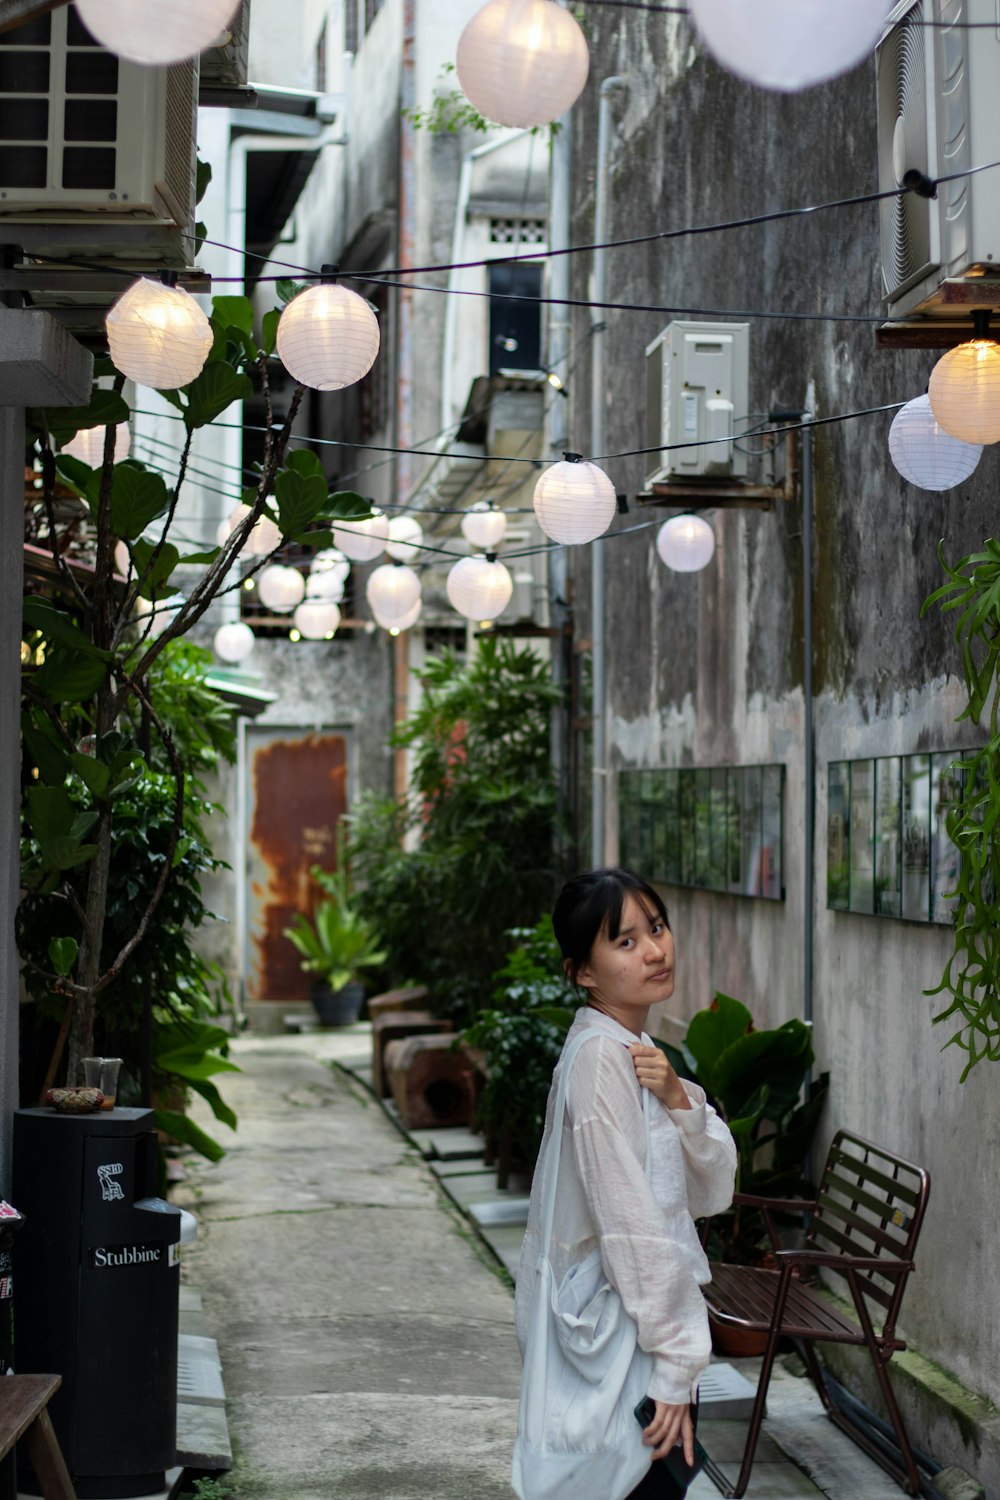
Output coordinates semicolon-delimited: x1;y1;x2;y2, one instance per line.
284;863;387;1026
660;991;828;1354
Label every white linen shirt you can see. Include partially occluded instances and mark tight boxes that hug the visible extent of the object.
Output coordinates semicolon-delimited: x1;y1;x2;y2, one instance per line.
514;1006;737;1404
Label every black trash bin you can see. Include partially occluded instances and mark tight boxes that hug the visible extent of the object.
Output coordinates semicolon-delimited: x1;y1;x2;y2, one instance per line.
12;1107;181;1499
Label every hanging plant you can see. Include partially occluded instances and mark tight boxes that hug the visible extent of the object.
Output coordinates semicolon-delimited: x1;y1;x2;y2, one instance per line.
921;538;1000;1077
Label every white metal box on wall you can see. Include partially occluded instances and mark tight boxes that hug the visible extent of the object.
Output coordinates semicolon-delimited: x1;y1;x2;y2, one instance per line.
644;320;750;489
0;2;197;258
877;0;1000;318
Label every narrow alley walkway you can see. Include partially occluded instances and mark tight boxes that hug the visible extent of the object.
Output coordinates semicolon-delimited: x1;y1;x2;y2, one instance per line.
177;1030;522;1499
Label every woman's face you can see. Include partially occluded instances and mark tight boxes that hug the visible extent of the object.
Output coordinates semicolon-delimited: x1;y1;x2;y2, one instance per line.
575;892;675;1017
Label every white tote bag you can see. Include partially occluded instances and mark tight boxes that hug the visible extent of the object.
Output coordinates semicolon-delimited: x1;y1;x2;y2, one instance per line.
511;1028;655;1500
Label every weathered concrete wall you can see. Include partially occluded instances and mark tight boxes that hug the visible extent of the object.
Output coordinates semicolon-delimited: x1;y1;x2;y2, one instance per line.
571;9;1000;1447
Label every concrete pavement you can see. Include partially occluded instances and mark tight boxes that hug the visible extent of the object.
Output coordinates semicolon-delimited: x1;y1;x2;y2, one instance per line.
175;1027;941;1500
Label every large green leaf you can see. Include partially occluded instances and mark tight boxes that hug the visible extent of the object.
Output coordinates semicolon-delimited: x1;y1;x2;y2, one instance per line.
274;468;328;537
41;390;130;444
184;363;253;429
685;992;752;1092
48;936;78;977
284;448;325;480
211;295;255;335
23;597;112;660
25;785;76;840
21;716;70;784
261;307;281;355
110;464;170;540
152;1108;226;1163
36;836;99;873
54;453;94;499
131;538;181;598
185;1075;238;1131
70;751;111;798
31;647;109;704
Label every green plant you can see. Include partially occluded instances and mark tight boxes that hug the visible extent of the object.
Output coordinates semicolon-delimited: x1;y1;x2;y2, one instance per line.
283;863;387;992
460;917;573;1168
19;283;373;1084
661;992;828;1263
921;539;1000;1076
346;638;563;1023
190;1478;232;1500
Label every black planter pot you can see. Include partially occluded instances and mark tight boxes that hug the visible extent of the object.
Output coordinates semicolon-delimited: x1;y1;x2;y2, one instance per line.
310;979;364;1027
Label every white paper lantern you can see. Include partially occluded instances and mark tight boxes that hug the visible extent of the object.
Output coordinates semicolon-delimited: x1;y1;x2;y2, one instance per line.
386;515;425;562
655;515;716;573
366;564;421;622
275;283;380;391
247;514;282;556
257;564;306;614
374;597;423;633
76;0;240;64
214;621;255;663
331;510;389;562
293;600;342;640
888;395;982;490
687;0;886;92
447;555;514;621
461;501;507;550
311;547;351;585
62;423;131;467
456;0;589;127
114;540;131;576
227;502;252;532
306;569;346;602
106;278;213;389
533;456;616;545
928;340;1000;446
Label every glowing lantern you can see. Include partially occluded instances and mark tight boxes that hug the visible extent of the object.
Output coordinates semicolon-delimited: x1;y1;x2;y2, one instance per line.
106;278;213;389
213;622;255;663
331;510;389;562
275;283;380;391
928;340;1000;445
62;424;131;466
461;501;507;550
375;598;423;633
257;565;305;614
655;515;716;572
293;600;342;640
687;0;886;92
306;570;346;602
533;455;616;545
888;395;982;490
446;555;513;621
76;0;241;65
456;0;589;127
366;564;421;621
386;515;425;561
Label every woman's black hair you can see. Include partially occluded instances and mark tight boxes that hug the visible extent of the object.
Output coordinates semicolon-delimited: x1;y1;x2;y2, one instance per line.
552;867;670;985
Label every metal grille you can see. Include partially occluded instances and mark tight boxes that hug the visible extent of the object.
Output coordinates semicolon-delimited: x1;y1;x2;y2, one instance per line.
489;218;546;245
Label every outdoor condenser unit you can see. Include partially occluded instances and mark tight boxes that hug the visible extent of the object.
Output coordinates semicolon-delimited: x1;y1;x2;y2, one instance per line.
877;0;1000;318
0;2;197;264
643;320;749;490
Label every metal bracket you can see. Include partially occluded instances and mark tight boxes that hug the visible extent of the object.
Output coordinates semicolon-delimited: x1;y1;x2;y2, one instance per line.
635;426;799;511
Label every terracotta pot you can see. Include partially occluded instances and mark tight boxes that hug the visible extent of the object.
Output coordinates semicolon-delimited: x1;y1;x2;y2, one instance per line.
708;1314;769;1358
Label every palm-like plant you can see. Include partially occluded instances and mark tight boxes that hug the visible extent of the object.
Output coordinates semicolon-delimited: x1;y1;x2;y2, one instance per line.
284;863;386;993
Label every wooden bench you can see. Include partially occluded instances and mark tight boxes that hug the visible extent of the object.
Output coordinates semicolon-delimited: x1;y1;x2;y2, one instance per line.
700;1130;930;1498
0;1373;76;1499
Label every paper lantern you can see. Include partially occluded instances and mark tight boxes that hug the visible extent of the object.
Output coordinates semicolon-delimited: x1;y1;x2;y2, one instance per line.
928;340;1000;445
446;555;513;621
655;515;716;572
306;569;346;602
888;396;982;490
213;621;255;663
687;0;886;92
257;564;305;614
311;547;351;586
247;514;282;556
227;502;252;532
76;0;240;64
275;284;380;391
62;423;131;467
386;515;425;561
114;540;131;576
293;600;342;640
456;0;589;127
366;564;421;622
533;456;616;545
461;501;507;550
106;278;213;389
375;598;422;633
331;510;389;562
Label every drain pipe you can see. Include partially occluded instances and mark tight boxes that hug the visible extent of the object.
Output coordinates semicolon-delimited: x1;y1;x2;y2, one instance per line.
547;108;573;856
801;413;814;1031
590;77;626;869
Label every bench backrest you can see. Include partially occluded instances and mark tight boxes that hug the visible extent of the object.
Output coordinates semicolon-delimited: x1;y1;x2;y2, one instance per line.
807;1130;930;1341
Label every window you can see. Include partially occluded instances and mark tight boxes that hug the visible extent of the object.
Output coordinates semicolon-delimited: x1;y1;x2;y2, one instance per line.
344;1;358;54
488;261;542;375
619;764;784;900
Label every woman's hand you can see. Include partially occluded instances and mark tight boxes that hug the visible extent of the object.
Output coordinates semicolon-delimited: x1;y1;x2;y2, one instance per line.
628;1043;691;1111
640;1399;695;1463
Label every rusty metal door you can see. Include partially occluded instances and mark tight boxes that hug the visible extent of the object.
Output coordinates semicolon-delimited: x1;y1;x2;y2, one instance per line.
244;727;349;1002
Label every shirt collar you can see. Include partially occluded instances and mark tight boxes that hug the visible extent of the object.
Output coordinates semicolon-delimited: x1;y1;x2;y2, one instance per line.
573;1004;651;1048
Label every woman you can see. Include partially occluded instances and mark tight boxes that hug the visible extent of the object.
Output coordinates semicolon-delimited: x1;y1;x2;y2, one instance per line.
514;867;736;1498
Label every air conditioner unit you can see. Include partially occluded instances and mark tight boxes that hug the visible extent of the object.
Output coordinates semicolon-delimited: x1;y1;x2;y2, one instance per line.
0;3;197;264
644;320;749;490
877;0;1000;318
